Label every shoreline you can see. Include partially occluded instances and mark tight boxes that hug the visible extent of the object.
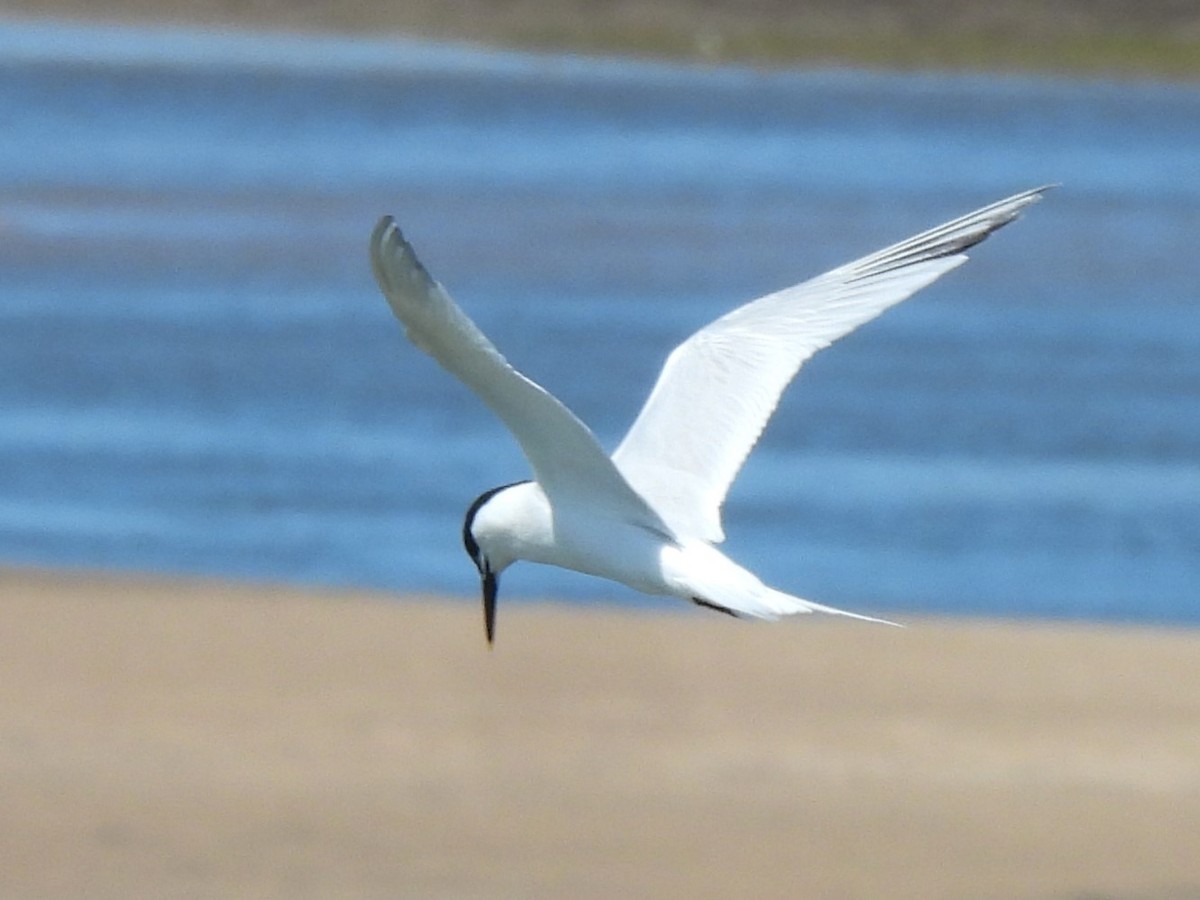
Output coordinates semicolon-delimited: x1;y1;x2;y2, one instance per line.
2;566;1199;897
2;3;1199;81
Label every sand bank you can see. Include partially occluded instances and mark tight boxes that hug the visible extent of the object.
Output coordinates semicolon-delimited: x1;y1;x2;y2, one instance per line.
1;568;1198;898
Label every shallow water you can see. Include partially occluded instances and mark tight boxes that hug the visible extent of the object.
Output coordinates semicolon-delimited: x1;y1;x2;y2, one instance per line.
1;20;1198;623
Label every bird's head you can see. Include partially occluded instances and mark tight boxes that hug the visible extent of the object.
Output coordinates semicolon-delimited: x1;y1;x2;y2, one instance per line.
461;481;528;645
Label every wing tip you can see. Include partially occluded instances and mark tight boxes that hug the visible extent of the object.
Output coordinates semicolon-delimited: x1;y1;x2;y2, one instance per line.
370;214;399;257
978;183;1057;228
369;214;399;291
370;215;439;305
845;183;1055;282
953;182;1057;252
993;182;1057;218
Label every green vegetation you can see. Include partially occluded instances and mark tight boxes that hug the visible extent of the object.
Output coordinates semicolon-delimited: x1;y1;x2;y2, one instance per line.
493;25;1200;81
6;0;1199;80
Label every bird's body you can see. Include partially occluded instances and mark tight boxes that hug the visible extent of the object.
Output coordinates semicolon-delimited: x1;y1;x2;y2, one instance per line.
468;478;875;622
469;480;661;591
370;187;1050;642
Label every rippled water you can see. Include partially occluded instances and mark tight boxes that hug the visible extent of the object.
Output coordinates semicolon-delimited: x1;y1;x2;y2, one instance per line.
1;20;1198;623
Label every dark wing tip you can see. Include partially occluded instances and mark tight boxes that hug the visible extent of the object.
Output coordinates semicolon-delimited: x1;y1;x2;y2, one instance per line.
845;184;1054;283
370;214;397;249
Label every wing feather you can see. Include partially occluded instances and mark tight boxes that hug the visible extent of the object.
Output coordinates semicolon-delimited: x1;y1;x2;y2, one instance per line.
370;217;669;531
612;186;1052;541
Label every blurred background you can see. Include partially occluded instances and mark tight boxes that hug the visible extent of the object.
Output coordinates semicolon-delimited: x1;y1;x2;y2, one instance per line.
3;7;1200;900
1;2;1198;625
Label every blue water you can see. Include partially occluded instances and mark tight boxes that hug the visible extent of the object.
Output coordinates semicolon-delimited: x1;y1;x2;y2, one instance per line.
1;20;1198;624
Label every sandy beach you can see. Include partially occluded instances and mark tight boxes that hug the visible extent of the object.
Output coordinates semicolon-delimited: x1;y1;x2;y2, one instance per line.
1;568;1197;898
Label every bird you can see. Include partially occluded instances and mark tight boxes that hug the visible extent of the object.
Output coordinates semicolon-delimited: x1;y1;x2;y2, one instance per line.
370;186;1050;644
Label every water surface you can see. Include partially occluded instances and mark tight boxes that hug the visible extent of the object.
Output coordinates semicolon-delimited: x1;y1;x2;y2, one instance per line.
2;20;1198;623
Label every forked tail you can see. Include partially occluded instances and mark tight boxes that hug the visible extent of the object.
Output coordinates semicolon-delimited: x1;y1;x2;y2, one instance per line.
670;541;902;625
763;588;903;626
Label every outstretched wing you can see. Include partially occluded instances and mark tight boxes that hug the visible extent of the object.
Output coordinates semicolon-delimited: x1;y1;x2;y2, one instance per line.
371;217;669;532
612;186;1052;542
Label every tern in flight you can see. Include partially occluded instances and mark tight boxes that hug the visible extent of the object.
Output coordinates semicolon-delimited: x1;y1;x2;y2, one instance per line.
371;187;1048;643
